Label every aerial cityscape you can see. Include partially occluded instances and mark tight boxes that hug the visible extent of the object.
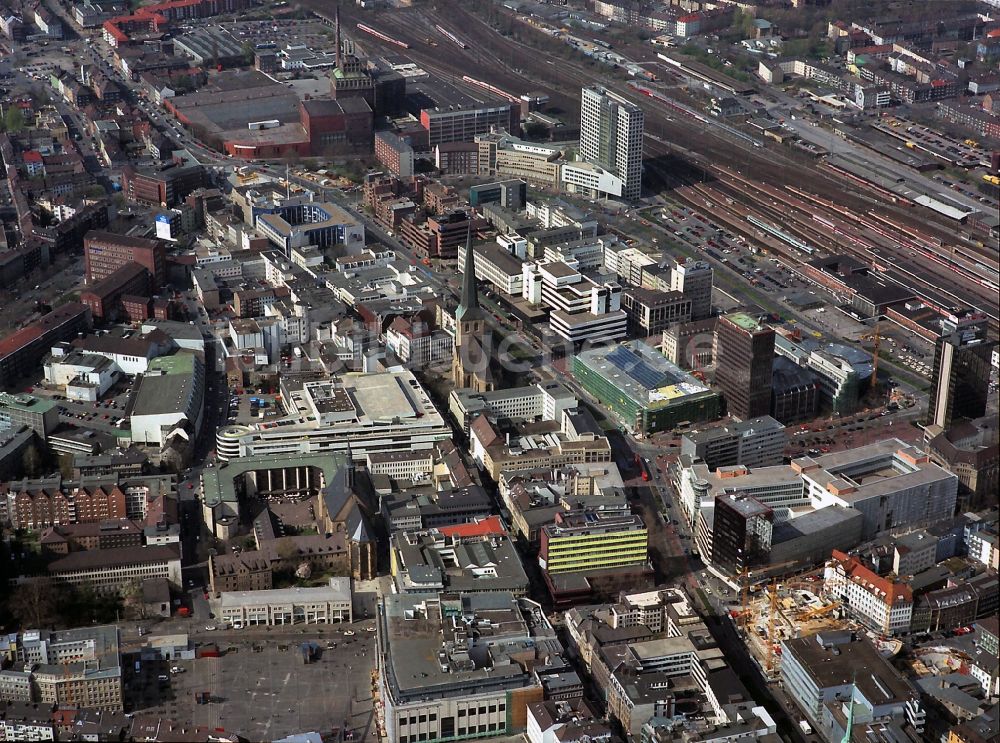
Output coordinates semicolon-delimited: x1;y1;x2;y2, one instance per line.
0;0;997;741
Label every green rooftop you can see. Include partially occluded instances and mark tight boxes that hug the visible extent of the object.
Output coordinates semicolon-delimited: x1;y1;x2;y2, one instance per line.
202;451;351;509
727;312;764;332
0;392;57;414
147;352;196;376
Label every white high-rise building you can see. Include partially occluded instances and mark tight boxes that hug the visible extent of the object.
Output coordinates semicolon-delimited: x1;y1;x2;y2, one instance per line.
578;86;644;201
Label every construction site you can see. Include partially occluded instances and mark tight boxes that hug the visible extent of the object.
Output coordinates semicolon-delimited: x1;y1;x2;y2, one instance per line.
732;574;903;682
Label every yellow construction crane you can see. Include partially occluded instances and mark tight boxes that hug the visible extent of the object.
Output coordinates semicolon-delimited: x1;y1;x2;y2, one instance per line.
750;568;849;677
859;322;882;396
766;580;779;674
796;601;841;621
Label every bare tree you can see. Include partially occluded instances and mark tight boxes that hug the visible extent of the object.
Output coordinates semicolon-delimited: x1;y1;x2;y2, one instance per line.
20;443;43;478
9;577;58;629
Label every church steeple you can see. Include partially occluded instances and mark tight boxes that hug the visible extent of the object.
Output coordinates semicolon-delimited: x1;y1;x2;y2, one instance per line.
456;225;484;323
335;4;343;70
452;224;493;393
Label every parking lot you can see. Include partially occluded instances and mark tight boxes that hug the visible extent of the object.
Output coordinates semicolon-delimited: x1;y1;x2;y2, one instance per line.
651;201;827;300
31;378;134;433
218;19;336;52
129;627;378;741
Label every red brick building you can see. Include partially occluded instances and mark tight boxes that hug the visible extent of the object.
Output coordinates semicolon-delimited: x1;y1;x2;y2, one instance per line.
84;230;166;287
301;97;373;154
399;210;488;260
151;297;174;320
5;480;128;530
121;162;206;207
80;263;152;322
122;295;153;323
222;98;375;160
375;130;414;177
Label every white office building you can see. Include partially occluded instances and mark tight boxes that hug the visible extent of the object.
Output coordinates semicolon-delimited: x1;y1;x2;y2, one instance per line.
677;460;808;528
458;241;524;297
823;552;913;636
579;86;644;201
670;258;714;321
219;578;352;627
522;260;626;344
449;381;578;430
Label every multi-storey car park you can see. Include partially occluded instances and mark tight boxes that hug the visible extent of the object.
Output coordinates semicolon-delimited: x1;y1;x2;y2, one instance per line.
215;368;450;462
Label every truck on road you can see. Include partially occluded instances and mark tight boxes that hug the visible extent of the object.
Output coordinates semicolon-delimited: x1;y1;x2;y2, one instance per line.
799;720;813;734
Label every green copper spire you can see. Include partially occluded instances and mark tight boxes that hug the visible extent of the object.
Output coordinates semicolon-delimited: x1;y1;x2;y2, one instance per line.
841;676;856;743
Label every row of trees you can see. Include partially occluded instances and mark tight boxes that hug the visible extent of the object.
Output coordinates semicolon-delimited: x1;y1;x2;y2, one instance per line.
6;577;130;629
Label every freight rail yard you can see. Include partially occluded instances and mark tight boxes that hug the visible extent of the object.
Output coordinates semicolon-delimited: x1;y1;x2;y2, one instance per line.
311;0;999;337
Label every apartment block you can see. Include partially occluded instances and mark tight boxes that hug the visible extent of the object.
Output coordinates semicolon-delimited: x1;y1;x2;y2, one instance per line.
0;626;123;712
579;86;644;201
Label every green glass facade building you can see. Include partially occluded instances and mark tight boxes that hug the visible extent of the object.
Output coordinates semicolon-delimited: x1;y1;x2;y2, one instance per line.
572;342;721;435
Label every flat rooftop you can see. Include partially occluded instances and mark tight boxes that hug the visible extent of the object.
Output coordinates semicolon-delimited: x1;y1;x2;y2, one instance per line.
575;341;713;409
718;493;772;518
220;578;351;607
407;71;509;114
0;392;57;414
168;73;301;135
685;416;784;445
687;461;805;493
382;592;549;703
348;374;418;422
724;312;766;333
478;241;525;277
783;633;914;703
391;531;529;594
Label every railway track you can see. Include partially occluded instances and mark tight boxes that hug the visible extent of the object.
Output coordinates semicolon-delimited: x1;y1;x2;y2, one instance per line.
299;0;998;328
667;167;1000;332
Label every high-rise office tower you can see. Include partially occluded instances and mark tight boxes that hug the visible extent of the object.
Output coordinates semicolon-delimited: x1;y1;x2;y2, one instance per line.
929;309;996;428
671;258;714;320
715;312;775;420
712;493;773;574
579;86;644;201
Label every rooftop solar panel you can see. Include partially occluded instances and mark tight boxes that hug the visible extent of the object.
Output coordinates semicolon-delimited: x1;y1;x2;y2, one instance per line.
606;345;668;389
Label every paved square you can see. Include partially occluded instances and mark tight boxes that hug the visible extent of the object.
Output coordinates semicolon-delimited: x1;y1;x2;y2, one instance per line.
130;628;378;741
